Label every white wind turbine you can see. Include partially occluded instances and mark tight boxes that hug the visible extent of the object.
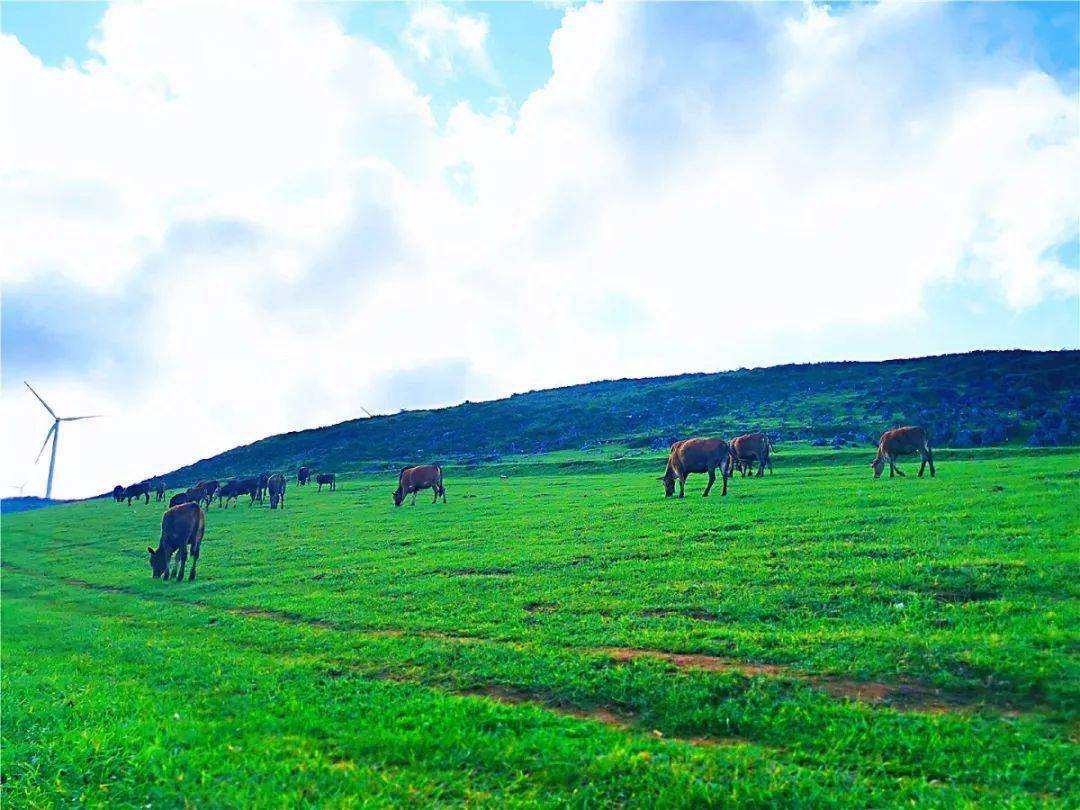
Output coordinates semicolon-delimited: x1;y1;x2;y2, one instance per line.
25;382;102;500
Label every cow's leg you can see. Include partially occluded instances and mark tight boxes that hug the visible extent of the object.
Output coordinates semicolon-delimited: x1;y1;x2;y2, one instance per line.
757;457;765;477
441;485;447;504
721;468;729;496
677;474;686;498
175;544;187;583
918;454;927;477
432;486;438;503
893;460;905;477
927;447;936;477
703;468;715;496
188;543;199;581
411;490;418;506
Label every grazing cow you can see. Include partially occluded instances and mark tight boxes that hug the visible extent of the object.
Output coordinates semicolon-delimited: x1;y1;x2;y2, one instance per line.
194;480;220;507
393;465;446;506
147;502;205;582
730;433;774;477
254;472;270;503
112;485;124;503
267;473;287;510
297;466;312;486
169;490;197;508
154;480;166;501
218;477;259;508
123;482;151;505
872;426;935;479
315;473;336;492
659;438;732;498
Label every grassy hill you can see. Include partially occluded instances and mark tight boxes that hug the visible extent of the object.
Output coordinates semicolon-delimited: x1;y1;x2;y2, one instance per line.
156;349;1080;487
4;446;1077;805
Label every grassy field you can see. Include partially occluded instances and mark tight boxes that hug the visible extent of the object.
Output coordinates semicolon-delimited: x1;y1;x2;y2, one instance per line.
3;446;1079;807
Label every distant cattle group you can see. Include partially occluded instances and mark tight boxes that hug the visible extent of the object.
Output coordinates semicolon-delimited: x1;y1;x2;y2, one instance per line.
124;420;935;584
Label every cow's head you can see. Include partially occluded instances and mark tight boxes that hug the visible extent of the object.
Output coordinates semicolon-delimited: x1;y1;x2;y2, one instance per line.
147;545;168;578
657;470;676;497
392;488;404;507
871;456;885;478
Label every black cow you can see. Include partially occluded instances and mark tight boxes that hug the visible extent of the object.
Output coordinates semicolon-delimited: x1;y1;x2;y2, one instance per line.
148;502;205;582
123;482;151;505
218;478;259;508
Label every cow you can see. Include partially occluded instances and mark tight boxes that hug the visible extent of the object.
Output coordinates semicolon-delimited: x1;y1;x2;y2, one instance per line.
112;485;124;503
393;465;446;506
147;502;205;582
154;480;166;501
658;438;732;498
729;432;774;477
315;473;336;492
267;473;286;510
872;426;935;479
194;480;219;507
169;490;197;508
255;472;270;503
218;477;259;508
123;482;151;505
297;466;312;486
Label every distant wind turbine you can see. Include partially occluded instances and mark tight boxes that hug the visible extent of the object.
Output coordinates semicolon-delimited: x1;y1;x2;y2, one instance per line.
25;382;102;500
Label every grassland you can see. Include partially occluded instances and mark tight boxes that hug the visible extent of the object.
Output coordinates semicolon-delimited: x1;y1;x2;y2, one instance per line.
3;446;1079;807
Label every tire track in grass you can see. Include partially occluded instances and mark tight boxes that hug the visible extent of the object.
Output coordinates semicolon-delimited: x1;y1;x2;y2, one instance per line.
2;560;1045;716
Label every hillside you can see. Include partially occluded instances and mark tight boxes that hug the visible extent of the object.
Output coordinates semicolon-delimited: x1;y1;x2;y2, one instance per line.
157;349;1080;486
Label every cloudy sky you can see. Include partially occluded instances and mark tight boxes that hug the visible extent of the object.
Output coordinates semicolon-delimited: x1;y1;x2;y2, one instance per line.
2;1;1077;499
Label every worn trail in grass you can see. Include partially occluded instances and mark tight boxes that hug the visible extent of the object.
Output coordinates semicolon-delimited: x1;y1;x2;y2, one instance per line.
3;447;1079;806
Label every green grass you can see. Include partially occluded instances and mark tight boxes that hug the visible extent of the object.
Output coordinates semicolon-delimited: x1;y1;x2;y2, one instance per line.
4;446;1079;807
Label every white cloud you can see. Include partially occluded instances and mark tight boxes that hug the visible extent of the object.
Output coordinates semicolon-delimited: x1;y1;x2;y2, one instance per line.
1;0;1076;498
402;3;491;78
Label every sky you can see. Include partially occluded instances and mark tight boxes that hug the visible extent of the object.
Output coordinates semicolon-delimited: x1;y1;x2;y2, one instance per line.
1;1;1078;500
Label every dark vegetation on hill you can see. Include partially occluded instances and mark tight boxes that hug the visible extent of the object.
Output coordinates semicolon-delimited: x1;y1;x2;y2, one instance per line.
152;350;1079;488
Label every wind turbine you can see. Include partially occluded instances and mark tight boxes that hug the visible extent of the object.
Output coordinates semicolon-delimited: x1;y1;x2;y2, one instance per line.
25;382;102;500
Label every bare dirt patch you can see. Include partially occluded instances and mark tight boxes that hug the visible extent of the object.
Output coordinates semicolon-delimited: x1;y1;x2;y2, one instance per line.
595;647;1006;714
601;647;785;677
433;567;513;577
523;602;558;614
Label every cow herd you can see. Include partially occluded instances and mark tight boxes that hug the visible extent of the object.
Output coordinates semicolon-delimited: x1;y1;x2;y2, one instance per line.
134;427;933;583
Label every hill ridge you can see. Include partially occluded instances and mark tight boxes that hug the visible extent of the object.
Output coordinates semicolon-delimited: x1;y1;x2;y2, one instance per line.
145;349;1079;489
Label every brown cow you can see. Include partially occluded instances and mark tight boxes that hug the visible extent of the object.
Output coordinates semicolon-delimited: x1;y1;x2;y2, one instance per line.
268;473;286;510
730;432;774;477
255;472;270;503
872;426;935;479
315;473;336;492
112;484;124;503
154;480;166;501
393;465;446;506
147;502;205;582
297;466;312;486
659;438;732;498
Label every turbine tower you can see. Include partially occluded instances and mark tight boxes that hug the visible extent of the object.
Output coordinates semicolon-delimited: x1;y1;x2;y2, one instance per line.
25;382;101;500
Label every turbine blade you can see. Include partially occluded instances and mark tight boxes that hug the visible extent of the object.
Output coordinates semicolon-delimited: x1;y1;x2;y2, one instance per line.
35;423;57;464
61;415;103;422
24;382;57;419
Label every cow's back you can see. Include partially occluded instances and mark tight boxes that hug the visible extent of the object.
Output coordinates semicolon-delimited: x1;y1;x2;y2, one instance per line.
403;465;440;490
882;426;927;455
673;438;728;471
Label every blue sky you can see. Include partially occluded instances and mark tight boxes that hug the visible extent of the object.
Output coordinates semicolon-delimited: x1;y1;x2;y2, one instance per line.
1;1;1077;497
